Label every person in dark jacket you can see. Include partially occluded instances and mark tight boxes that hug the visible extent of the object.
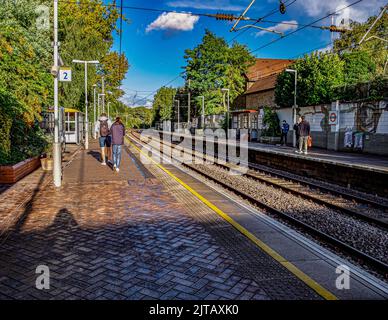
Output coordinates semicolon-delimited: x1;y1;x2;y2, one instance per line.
110;117;126;172
293;116;302;149
280;120;290;146
295;116;310;155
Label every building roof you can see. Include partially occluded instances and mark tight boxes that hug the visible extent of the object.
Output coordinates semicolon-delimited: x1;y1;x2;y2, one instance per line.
244;58;294;95
245;73;278;95
231;109;258;114
246;58;294;82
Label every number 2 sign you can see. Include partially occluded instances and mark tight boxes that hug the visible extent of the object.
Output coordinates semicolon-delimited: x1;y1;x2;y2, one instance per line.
59;67;72;82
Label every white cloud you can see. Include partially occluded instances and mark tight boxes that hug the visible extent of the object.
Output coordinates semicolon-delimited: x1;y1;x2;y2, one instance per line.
120;94;153;108
294;0;387;23
317;44;333;54
146;12;199;33
255;20;298;37
166;0;245;11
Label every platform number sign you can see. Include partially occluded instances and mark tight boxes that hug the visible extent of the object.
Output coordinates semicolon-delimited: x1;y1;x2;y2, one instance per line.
328;111;338;125
59;67;72;82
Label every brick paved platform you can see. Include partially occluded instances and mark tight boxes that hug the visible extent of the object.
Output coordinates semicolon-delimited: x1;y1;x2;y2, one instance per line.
0;140;307;300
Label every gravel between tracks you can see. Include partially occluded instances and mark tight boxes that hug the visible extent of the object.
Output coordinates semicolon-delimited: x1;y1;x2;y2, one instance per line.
191;163;388;265
250;163;388;208
244;167;388;221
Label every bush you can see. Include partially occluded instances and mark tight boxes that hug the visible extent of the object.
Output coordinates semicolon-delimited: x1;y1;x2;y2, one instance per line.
262;106;281;137
0;88;48;165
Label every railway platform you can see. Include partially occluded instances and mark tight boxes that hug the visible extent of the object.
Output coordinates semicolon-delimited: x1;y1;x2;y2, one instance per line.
159;131;388;196
0;138;387;300
248;142;388;174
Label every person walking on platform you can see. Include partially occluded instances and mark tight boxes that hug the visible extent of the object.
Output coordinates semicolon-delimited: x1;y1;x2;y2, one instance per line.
295;116;310;155
94;113;112;165
111;117;126;173
280;120;290;146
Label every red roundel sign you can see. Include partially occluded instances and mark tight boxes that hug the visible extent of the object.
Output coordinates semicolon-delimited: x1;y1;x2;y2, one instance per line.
329;111;338;125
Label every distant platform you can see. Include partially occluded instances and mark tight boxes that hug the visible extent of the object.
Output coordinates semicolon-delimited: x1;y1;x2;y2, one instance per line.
248;142;388;174
155;131;388;196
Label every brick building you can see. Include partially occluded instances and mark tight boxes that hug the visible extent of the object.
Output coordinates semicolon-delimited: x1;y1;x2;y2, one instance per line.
234;58;294;110
231;58;294;141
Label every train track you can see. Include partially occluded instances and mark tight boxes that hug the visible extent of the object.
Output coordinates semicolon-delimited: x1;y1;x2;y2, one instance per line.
215;162;388;230
132;130;388;229
128;131;388;274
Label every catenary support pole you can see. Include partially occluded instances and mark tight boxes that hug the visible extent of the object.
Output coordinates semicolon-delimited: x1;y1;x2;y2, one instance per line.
53;0;62;187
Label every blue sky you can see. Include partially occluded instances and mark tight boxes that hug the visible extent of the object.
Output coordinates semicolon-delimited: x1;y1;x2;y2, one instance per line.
106;0;386;106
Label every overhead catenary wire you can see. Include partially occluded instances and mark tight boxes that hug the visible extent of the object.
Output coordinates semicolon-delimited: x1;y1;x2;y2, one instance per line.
138;43;386;108
249;0;364;54
228;0;297;43
61;0;333;33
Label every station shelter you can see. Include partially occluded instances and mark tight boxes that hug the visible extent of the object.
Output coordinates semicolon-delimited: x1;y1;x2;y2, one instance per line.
231;109;261;142
42;108;85;145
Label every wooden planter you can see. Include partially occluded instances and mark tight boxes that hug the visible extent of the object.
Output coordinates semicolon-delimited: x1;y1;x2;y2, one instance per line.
0;156;41;184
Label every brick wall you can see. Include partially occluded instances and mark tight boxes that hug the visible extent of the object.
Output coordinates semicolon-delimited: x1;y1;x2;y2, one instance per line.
245;90;276;109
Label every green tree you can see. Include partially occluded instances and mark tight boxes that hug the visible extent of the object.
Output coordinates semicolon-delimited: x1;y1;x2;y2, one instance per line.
0;0;52;123
127;106;153;128
342;50;376;85
0;0;129;164
275;52;345;107
57;0;129;109
184;30;255;115
152;86;177;123
333;9;388;75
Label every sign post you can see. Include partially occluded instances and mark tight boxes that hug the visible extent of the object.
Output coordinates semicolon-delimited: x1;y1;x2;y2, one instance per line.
59;67;72;82
330;101;340;151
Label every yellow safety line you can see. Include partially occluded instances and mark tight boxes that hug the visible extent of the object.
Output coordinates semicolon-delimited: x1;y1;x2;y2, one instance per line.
127;136;338;300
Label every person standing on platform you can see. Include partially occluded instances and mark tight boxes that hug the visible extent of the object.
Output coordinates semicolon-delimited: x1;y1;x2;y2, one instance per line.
94;113;112;165
110;117;126;173
280;120;290;146
295;116;310;155
293;116;302;149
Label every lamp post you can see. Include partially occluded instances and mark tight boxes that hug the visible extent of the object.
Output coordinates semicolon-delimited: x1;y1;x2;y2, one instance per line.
101;76;105;115
198;96;205;129
93;84;97;125
52;0;61;187
98;93;105;113
175;99;180;132
286;68;297;147
106;91;113;119
187;79;191;127
221;88;230;137
72;59;99;150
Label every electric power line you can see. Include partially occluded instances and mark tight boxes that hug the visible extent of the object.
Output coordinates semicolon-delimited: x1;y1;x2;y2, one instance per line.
249;0;364;55
228;0;297;43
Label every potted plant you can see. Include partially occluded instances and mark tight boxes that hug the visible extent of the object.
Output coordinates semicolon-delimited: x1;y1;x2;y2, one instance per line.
40;136;54;171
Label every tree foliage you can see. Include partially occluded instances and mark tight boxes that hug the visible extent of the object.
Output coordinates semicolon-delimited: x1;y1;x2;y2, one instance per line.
0;0;129;164
184;30;255;115
125;106;153;129
333;9;388;75
275;52;345;107
262;106;281;137
152;86;177;122
342;50;376;85
56;0;129;109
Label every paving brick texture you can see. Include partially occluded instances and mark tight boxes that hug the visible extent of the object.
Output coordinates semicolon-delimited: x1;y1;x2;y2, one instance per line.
0;141;271;300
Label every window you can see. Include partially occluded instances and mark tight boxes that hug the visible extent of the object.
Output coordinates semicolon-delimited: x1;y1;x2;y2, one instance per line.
243;114;248;128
